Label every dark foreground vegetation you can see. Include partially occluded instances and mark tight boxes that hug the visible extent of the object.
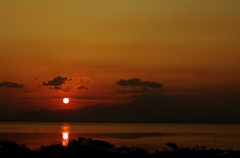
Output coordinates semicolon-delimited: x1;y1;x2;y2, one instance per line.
1;137;240;158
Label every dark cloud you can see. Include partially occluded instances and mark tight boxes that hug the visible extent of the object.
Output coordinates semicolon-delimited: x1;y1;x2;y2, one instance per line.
42;76;71;86
49;86;61;90
42;76;91;92
48;86;71;92
76;85;89;89
62;88;71;92
0;81;24;88
116;78;163;89
117;87;159;94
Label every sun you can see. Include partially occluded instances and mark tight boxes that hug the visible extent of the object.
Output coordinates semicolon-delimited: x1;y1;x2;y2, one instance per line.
63;98;69;104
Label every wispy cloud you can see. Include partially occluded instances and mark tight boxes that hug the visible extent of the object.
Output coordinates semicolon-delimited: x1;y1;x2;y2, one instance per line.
75;85;89;90
49;86;61;90
116;78;163;89
0;81;24;88
78;77;92;83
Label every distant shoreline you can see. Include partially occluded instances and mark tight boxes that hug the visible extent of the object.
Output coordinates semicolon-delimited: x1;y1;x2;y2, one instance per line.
1;119;240;124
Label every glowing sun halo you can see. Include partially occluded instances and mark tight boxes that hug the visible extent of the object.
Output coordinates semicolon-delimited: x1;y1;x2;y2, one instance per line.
63;98;69;104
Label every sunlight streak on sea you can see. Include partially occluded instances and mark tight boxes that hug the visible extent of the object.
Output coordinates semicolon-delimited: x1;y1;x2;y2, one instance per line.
1;122;240;150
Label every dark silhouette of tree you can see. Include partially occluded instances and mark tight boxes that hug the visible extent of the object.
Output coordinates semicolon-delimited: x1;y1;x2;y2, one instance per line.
1;137;240;158
0;139;32;157
38;144;67;158
166;142;178;150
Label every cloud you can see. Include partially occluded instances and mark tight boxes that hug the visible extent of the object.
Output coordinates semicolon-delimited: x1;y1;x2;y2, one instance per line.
62;88;71;92
48;86;71;92
0;81;24;88
42;76;71;86
117;87;159;94
49;86;61;90
41;76;92;92
116;78;163;89
76;85;89;89
78;77;92;83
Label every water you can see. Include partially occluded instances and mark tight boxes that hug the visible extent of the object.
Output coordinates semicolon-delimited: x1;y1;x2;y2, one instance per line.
0;122;240;150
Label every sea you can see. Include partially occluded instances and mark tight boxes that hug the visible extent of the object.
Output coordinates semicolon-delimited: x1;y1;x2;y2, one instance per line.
0;122;240;151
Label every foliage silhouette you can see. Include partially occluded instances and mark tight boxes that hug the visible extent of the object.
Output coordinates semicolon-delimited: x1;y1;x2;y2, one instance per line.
0;139;32;157
1;137;240;158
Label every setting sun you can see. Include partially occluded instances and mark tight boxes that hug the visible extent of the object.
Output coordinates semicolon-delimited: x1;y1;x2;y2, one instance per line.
63;98;69;104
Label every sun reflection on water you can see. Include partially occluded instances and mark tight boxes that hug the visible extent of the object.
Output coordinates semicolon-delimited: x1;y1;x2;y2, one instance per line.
61;124;70;146
62;132;69;146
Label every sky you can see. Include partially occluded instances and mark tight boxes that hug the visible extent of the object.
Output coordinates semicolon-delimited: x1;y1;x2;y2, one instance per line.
0;0;240;121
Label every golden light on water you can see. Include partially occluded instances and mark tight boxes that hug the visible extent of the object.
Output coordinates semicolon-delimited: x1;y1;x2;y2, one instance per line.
62;123;70;146
62;132;69;146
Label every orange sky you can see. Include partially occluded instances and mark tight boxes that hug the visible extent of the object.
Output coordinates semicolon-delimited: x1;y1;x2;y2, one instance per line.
0;0;240;119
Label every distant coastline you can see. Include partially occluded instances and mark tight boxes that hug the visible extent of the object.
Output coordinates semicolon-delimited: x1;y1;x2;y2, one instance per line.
1;118;240;124
1;107;240;124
